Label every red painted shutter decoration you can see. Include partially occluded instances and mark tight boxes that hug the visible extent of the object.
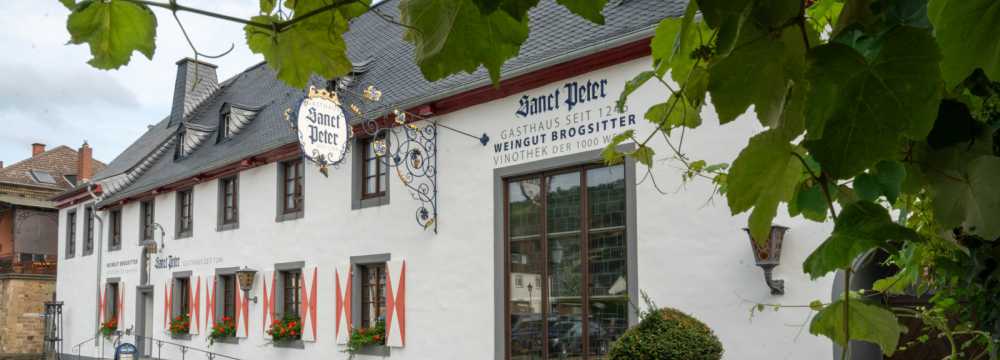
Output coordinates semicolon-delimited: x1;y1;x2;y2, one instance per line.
98;284;107;322
335;263;352;345
189;276;201;334
261;271;276;337
205;276;217;329
117;280;124;326
235;279;250;338
163;280;172;330
300;266;319;342
385;260;406;347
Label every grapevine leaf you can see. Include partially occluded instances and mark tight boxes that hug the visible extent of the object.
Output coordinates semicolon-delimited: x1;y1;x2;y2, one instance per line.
471;0;539;21
650;2;707;83
697;0;752;57
246;16;347;87
882;0;931;28
400;0;530;84
874;160;906;204
684;66;710;108
806;0;844;35
750;0;800;29
803;201;921;280
872;269;917;295
803;26;942;179
832;0;878;36
260;0;277;14
602;130;634;165
60;0;77;10
810;298;905;356
66;0;157;70
645;95;702;135
628;145;656;167
708;26;806;128
837;184;859;205
790;181;829;222
555;0;608;25
926;153;1000;240
616;71;655;112
853;174;882;202
690;160;707;172
928;0;1000;87
727;129;803;243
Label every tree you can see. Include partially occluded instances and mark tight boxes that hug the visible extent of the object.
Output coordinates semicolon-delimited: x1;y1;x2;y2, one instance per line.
58;0;1000;357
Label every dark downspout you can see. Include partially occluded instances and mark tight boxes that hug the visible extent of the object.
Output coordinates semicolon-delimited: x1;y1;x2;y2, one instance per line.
86;183;104;346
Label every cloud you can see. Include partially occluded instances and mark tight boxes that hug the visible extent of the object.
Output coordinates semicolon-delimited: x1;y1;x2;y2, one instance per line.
0;64;140;114
0;0;262;166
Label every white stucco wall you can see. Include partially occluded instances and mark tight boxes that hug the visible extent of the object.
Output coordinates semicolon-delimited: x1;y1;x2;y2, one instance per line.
57;56;834;360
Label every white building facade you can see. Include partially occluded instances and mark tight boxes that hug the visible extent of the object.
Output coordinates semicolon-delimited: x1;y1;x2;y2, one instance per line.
54;1;836;359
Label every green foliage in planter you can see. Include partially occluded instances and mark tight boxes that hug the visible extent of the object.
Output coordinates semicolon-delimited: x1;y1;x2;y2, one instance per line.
207;316;237;346
267;314;303;342
608;307;723;360
99;318;117;340
346;320;386;354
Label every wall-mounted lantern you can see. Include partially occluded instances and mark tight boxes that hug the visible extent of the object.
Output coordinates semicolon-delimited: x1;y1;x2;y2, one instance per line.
139;239;158;254
743;225;789;295
235;267;258;303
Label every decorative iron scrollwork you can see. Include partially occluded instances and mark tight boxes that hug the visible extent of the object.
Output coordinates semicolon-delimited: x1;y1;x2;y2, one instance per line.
325;83;488;233
363;118;439;232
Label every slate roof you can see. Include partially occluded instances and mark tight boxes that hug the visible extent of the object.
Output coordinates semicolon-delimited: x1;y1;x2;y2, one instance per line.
0;145;106;194
93;0;682;206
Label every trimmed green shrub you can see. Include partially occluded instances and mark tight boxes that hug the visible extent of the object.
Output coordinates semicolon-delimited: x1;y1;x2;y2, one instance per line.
608;307;723;360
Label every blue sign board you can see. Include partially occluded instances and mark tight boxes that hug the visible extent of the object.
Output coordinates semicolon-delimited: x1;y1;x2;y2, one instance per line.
115;343;137;360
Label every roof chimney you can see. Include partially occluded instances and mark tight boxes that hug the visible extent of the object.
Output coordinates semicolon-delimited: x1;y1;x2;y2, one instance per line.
32;143;45;156
169;58;219;127
78;141;93;182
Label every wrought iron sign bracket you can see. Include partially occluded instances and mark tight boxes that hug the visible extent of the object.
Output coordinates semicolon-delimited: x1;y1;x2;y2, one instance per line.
360;113;488;233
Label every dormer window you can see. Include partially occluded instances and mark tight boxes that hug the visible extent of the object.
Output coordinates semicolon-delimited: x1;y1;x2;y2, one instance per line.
176;122;214;160
174;129;186;160
220;111;234;141
217;103;260;143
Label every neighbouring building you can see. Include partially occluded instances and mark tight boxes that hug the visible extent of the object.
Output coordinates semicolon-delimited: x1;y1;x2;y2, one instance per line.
53;1;837;359
0;142;104;356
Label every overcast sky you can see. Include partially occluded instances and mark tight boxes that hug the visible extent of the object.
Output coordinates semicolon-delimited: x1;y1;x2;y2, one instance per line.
0;1;264;167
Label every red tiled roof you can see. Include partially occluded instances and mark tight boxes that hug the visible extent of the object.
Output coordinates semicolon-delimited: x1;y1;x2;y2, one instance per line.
0;146;106;191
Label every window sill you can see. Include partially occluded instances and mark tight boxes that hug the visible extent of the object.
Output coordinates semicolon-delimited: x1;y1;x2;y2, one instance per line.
170;333;192;341
356;196;389;210
217;223;239;232
175;231;192;239
355;345;390;357
275;210;304;223
271;339;304;349
212;337;239;345
108;246;121;252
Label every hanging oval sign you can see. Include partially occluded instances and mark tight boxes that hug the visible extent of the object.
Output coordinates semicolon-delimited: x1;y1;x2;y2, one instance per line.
291;86;351;166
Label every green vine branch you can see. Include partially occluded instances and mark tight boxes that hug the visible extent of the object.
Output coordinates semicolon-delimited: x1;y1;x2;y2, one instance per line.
122;0;362;32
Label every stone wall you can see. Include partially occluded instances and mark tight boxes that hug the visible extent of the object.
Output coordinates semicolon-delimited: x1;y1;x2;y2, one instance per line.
0;274;54;356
